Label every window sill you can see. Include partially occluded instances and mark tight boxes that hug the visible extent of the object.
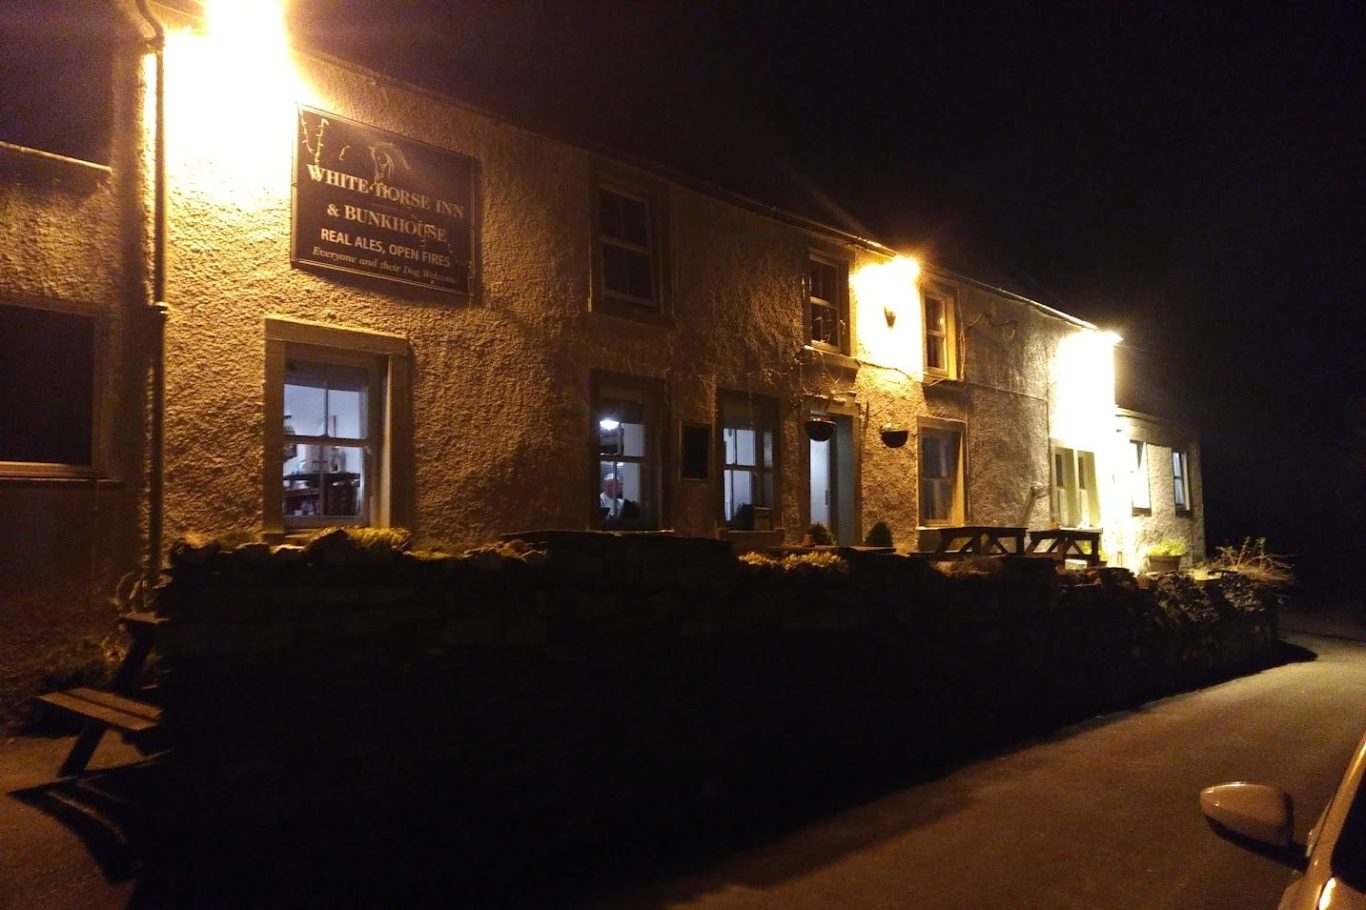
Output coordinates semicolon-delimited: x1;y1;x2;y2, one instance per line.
590;299;675;328
0;140;110;190
0;471;122;490
799;345;859;376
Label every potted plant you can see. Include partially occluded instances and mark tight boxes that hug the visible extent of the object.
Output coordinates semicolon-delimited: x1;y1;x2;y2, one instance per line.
878;424;909;448
804;417;836;442
864;521;894;548
1146;539;1186;573
801;522;834;547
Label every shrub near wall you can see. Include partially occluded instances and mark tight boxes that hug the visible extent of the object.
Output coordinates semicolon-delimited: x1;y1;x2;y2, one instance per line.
153;530;1278;833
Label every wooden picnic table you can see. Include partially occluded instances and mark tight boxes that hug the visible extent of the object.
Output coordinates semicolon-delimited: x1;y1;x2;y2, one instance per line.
37;611;166;776
926;525;1028;557
1026;527;1104;566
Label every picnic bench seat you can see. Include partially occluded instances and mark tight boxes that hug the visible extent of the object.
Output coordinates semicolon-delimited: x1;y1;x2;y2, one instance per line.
36;611;167;777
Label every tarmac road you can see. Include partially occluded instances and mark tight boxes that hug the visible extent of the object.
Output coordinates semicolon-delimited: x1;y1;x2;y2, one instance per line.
588;633;1366;910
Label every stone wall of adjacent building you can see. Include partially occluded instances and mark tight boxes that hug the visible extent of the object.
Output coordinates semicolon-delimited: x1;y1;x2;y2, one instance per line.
0;30;152;716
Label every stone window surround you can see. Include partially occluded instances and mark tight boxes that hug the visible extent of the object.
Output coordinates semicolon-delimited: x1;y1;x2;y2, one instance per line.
917;416;967;526
806;249;851;356
920;277;961;381
590;369;670;530
262;316;411;536
589;167;672;325
716;389;780;526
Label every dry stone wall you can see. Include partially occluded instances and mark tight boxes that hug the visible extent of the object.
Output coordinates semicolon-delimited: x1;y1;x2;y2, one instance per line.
152;529;1278;833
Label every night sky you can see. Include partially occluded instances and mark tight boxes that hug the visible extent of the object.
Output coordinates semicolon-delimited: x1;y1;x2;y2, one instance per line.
295;1;1364;590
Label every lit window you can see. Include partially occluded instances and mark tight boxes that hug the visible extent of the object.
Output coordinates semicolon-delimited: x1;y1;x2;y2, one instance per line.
281;358;374;527
264;318;410;534
921;283;959;378
1130;440;1151;510
919;425;963;525
0;303;94;470
719;393;777;527
597;187;658;312
1172;449;1190;511
595;376;659;529
809;255;848;353
1053;446;1100;527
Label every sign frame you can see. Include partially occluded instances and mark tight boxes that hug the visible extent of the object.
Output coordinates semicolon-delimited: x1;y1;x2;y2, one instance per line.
292;105;476;295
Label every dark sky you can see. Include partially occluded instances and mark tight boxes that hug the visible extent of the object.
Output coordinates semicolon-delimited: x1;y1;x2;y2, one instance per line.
295;1;1364;585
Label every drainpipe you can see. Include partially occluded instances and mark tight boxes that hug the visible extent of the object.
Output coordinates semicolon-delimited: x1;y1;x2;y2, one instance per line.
135;0;168;597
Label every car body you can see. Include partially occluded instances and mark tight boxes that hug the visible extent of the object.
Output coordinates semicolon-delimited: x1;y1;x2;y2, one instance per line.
1201;730;1366;909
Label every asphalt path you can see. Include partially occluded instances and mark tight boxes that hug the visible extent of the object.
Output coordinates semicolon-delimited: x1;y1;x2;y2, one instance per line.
588;634;1366;910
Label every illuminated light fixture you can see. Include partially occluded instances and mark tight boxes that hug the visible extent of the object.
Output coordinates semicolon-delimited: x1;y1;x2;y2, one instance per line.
598;417;620;431
879;256;921;327
1100;330;1123;346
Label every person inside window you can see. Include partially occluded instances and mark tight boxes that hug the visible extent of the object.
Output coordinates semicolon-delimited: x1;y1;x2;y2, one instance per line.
600;472;622;517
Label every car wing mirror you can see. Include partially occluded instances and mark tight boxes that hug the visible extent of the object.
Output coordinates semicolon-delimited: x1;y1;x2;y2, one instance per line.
1200;782;1306;869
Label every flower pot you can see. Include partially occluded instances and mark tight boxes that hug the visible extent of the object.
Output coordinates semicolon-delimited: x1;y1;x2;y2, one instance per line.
1147;554;1181;574
804;417;836;442
879;426;909;448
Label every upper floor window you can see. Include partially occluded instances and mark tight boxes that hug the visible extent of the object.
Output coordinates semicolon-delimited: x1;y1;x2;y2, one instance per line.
0;2;116;164
1130;440;1151;510
921;282;959;379
808;255;848;353
1172;449;1190;512
0;302;95;471
595;185;664;317
719;392;777;528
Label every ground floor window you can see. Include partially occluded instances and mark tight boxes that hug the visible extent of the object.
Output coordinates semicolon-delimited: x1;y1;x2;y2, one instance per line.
919;423;964;525
1053;446;1099;527
0;301;95;472
281;356;375;526
264;318;410;534
718;392;776;528
1130;440;1151;510
1172;448;1190;511
593;373;661;529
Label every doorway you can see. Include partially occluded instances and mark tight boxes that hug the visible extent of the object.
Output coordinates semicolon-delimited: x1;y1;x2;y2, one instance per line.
808;412;856;545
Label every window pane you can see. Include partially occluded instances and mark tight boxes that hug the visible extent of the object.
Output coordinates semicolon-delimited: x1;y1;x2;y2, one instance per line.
724;468;755;520
284;361;367;440
926;336;945;371
600;189;649;246
1131;440;1150;509
603;245;653;303
810;259;836;303
0;305;93;464
924;297;944;333
283;445;364;519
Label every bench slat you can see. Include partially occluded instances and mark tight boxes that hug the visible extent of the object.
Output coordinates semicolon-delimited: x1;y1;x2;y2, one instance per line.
38;688;161;732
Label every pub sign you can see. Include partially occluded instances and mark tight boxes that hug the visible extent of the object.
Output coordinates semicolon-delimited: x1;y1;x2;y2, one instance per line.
293;106;473;294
